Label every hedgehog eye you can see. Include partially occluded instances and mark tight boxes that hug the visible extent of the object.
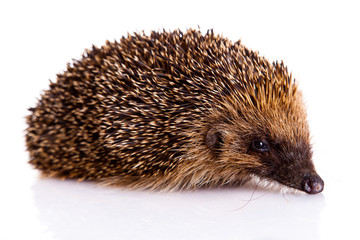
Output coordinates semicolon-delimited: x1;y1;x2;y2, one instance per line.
252;140;269;152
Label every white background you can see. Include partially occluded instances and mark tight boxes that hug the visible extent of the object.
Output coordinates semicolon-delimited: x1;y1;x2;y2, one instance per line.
1;0;359;239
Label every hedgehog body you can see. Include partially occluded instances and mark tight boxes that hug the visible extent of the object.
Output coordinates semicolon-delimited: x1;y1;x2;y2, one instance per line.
26;29;324;194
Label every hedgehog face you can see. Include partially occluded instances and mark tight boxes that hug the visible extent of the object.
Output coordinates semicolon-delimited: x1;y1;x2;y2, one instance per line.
251;110;323;194
247;135;324;194
205;104;324;194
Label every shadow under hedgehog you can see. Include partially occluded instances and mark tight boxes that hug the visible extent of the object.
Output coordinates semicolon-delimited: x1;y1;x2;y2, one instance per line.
26;29;324;194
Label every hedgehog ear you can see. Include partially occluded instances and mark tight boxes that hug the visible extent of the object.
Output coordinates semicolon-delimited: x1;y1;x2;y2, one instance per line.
206;127;223;151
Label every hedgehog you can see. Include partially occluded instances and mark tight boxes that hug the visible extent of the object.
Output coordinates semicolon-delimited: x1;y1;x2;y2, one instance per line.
26;29;324;194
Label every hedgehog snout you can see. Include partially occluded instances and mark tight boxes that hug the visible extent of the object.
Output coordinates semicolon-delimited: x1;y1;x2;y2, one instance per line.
301;173;324;194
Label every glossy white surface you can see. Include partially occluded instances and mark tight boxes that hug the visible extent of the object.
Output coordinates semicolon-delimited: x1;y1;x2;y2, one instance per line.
1;0;359;239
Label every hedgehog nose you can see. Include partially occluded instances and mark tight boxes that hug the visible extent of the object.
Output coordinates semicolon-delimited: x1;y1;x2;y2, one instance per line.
302;174;324;194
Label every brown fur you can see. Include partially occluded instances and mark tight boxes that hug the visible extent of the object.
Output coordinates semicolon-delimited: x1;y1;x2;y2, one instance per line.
26;29;321;193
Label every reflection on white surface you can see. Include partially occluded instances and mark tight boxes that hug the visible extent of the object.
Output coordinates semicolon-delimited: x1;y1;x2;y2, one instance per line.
32;179;324;240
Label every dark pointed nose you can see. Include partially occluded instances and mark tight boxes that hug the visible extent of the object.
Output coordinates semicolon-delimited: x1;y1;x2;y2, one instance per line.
302;174;324;194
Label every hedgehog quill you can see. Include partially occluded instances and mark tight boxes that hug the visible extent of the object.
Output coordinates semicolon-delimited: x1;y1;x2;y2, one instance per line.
26;29;324;194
